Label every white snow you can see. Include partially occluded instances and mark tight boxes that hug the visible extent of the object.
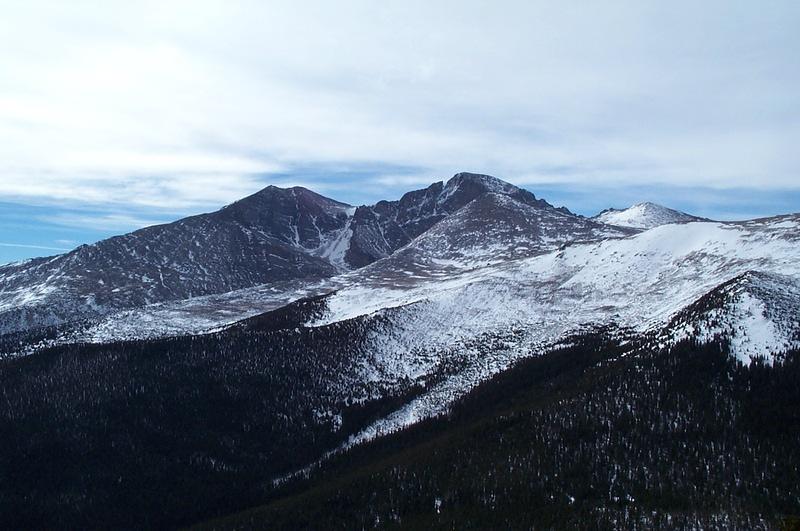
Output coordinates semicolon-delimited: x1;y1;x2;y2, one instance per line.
593;202;702;229
726;292;787;363
306;216;800;443
658;271;800;365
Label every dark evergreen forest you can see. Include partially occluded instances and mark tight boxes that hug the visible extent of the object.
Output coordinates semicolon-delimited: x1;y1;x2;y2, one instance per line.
196;336;800;530
0;297;425;530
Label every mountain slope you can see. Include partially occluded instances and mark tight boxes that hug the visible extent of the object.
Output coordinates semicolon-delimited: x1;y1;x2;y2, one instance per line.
0;301;420;530
11;200;632;352
657;271;800;363
0;173;636;348
383;191;632;267
0;186;352;334
315;215;800;332
593;202;708;229
1;181;799;529
24;213;795;472
293;215;800;444
0;173;601;337
344;172;560;267
195;337;800;531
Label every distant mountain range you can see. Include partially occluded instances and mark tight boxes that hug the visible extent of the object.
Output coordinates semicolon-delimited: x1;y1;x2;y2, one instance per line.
0;173;603;334
1;172;798;530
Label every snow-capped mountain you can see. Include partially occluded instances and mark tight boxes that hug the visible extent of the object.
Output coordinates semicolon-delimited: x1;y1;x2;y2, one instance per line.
0;174;513;333
300;214;800;443
2;173;799;529
2;173;799;445
1;176;640;352
367;190;633;270
4;175;797;367
593;201;708;229
343;172;566;267
0;173;627;337
11;209;798;445
0;185;351;334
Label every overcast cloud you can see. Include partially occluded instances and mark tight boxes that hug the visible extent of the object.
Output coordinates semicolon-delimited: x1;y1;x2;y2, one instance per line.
0;1;798;261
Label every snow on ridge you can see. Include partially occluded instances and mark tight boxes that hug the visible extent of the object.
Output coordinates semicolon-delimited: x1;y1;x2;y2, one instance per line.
3;277;338;353
319;218;799;329
13;215;796;357
657;271;800;365
61;215;796;351
722;290;795;364
594;202;704;229
317;219;800;448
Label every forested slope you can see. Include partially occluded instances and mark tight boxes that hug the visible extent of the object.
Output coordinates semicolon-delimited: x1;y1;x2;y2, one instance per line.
196;336;800;530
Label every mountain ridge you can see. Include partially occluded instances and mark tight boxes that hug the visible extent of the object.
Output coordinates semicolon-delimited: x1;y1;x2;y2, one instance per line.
1;173;800;529
0;172;623;335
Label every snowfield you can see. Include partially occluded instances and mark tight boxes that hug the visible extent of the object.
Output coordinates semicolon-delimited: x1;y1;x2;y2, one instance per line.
316;216;799;342
16;215;797;367
292;215;800;446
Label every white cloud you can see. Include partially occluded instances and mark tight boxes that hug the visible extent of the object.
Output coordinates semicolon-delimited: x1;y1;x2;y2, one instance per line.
0;0;798;213
0;242;70;251
37;212;171;232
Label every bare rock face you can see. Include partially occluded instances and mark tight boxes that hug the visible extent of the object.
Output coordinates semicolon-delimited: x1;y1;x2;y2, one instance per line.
344;172;571;267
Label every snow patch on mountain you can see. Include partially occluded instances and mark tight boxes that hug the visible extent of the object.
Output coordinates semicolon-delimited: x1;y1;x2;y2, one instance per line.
317;216;800;331
593;202;707;229
438;172;519;204
658;271;800;365
309;213;355;272
305;216;800;442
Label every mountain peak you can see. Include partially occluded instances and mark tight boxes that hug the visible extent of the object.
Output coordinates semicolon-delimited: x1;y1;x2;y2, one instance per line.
633;201;664;209
444;172;521;196
343;172;551;269
254;183;349;204
436;172;549;213
223;184;352;220
593;202;707;229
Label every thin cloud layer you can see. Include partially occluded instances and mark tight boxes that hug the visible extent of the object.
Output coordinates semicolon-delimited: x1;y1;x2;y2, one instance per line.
0;1;798;217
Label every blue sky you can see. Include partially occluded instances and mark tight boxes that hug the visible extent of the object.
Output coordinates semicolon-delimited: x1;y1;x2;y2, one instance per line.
1;1;799;264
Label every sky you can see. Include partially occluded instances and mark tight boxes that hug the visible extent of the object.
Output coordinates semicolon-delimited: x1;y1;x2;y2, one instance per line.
1;0;798;263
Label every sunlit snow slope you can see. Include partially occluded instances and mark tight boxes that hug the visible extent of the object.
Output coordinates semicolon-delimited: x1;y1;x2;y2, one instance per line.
593;202;708;229
303;215;800;444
